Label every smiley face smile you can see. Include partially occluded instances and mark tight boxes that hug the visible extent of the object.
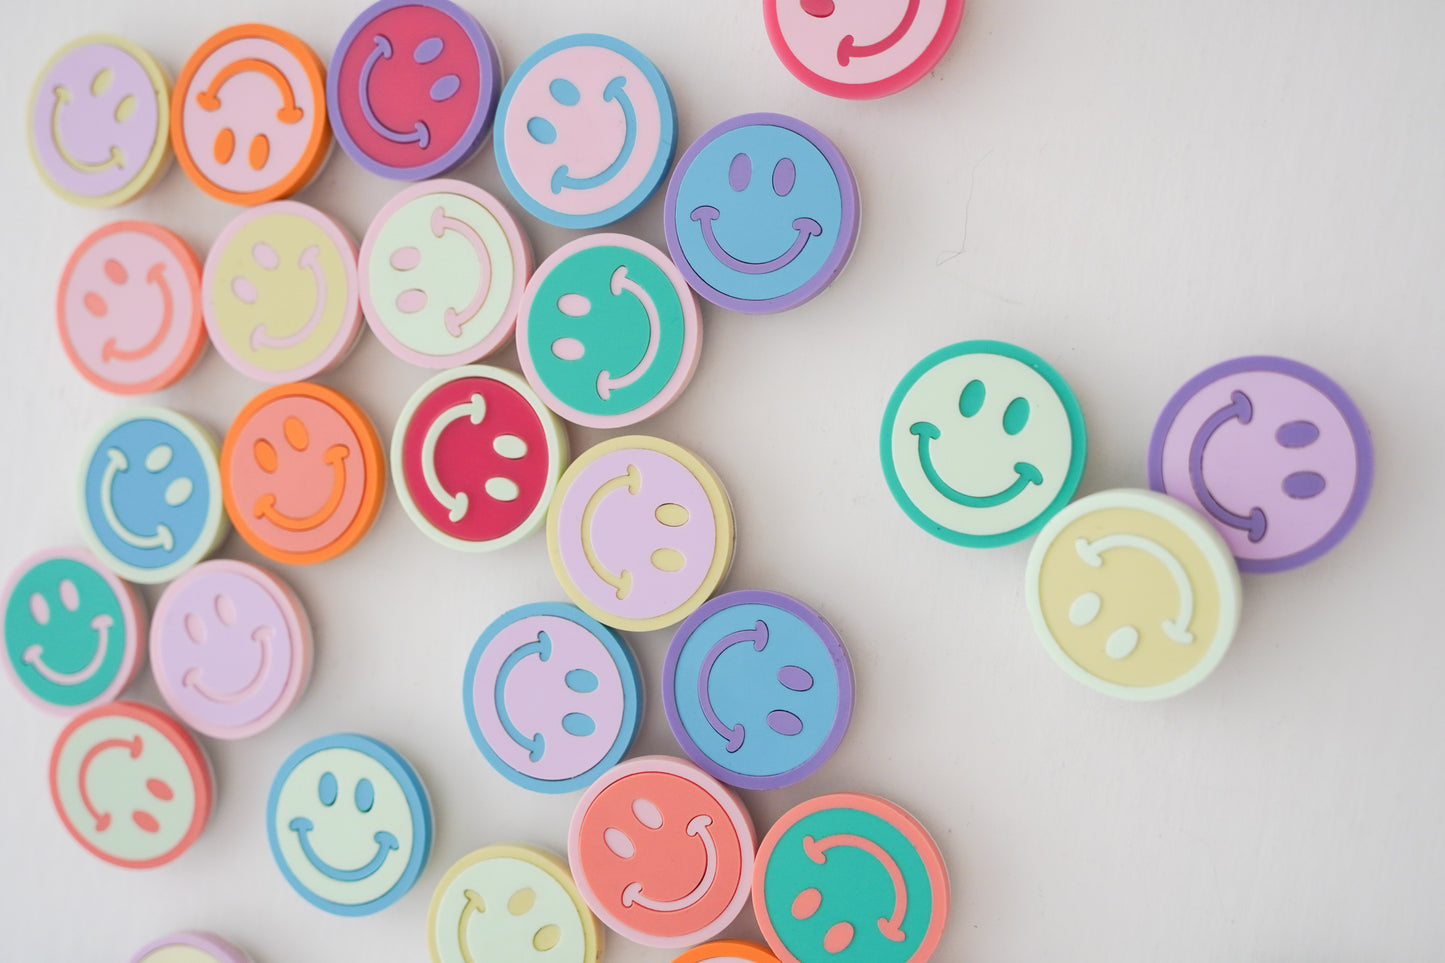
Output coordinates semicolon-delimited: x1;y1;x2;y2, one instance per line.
690;206;822;274
22;613;112;687
290;817;400;882
253;443;351;532
910;420;1044;508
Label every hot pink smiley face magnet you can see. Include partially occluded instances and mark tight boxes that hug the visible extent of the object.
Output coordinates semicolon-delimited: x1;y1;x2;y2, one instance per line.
151;560;311;739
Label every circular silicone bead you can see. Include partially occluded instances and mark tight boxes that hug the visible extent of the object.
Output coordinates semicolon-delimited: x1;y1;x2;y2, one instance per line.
880;340;1087;548
221;382;386;565
328;0;502;180
359;180;532;367
29;35;170;207
495;33;677;229
753;792;950;963
427;843;601;963
763;0;967;100
129;932;252;963
516;233;702;428
150;559;311;739
664;113;860;314
1147;355;1373;573
3;547;146;715
267;732;433;916
1025;488;1243;700
547;435;735;632
171;24;330;205
76;407;228;585
49;700;215;869
391;365;568;552
202;201;362;383
463;602;642;793
671;941;783;963
664;590;853;791
568;755;756;949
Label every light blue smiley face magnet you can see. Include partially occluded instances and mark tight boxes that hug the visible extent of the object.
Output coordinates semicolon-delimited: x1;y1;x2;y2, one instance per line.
267;733;433;916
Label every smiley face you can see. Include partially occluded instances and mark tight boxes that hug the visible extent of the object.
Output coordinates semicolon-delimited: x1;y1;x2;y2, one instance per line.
1148;356;1373;573
129;931;250;963
517;234;701;427
49;701;213;868
427;844;600;963
268;733;433;915
671;941;785;963
28;35;170;206
1026;489;1243;700
665;591;854;791
665;113;860;313
753;792;949;963
570;756;754;948
497;34;676;228
764;0;966;99
330;0;500;179
881;340;1087;547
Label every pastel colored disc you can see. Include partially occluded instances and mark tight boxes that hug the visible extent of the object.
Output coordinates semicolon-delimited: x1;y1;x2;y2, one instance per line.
1147;355;1373;573
495;33;677;229
329;0;502;180
463;602;642;793
671;941;783;963
172;24;330;204
568;755;756;948
547;435;735;632
3;547;145;715
360;180;532;367
1025;488;1243;700
754;792;949;963
427;843;601;963
664;113;860;314
129;931;251;963
77;407;228;585
57;221;205;395
267;733;433;916
664;590;853;791
764;0;966;100
29;34;171;207
881;340;1087;547
516;233;702;428
151;560;311;739
202;201;362;383
222;382;386;565
392;365;568;552
49;700;214;869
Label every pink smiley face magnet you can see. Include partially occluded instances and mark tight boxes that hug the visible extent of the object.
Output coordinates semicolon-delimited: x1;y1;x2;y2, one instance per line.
151;560;311;739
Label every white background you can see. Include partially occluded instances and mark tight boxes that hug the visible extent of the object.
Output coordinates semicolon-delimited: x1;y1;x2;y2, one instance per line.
2;1;1442;960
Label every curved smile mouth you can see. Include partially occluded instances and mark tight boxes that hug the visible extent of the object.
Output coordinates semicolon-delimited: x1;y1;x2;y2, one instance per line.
181;625;274;704
691;206;821;275
22;614;113;686
253;444;351;532
248;246;327;352
290;817;399;882
101;263;174;363
620;814;718;912
838;0;922;65
551;76;637;194
911;421;1043;507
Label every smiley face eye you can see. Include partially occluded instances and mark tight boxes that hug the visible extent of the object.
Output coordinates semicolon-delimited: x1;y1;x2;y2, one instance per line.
104;258;128;284
83;292;108;316
508;887;536;915
729;152;752;191
773;158;797;196
355;778;375;813
114;94;137;123
254;438;279;473
91;67;114;97
632;796;663;829
184;612;206;643
604;827;635;858
549;78;581;106
778;665;814;691
132;810;160;833
1283;471;1326;499
58;579;79;612
215;593;237;626
1276;420;1320;448
527;116;558;145
430;74;461;102
532;924;561;951
1003;396;1031;435
414;36;444;64
801;0;836;16
767;709;804;735
959;379;986;417
318;771;338;806
29;592;49;626
561;712;596;736
164;477;194;507
248;133;270;171
252;242;280;271
283;416;310;452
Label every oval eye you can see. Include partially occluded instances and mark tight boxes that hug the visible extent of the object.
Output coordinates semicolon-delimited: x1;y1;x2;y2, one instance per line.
252;242;280;271
778;665;814;691
231;276;257;305
1105;625;1141;660
767;709;804;736
557;293;591;317
83;292;108;317
650;547;685;572
318;771;338;806
729;152;752;191
103;258;128;285
655;503;689;527
604;827;635;859
114;94;137;123
824;921;856;954
164;477;193;507
28;592;49;626
527;116;557;145
58;579;79;612
493;435;529;459
1069;591;1102;627
565;668;598;693
773;157;796;196
91;67;114;97
215;593;237;626
389;246;421;271
413;36;444;63
562;712;596;736
146;778;174;801
959;379;986;417
254;438;278;473
484;477;520;502
283;416;309;452
551;337;585;362
213;127;236;165
395;289;428;314
632;797;664;830
508;888;536;916
1002;396;1031;435
1276;420;1320;448
132;810;160;833
184;612;206;643
533;925;561;951
247;133;270;171
791;887;823;919
549;78;580;106
144;444;173;473
1283;471;1327;499
354;778;375;813
430;74;461;102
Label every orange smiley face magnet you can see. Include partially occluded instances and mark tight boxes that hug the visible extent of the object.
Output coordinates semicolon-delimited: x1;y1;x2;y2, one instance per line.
221;383;384;565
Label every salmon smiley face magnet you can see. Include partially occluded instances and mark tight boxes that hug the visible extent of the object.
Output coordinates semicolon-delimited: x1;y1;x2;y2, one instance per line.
222;383;385;565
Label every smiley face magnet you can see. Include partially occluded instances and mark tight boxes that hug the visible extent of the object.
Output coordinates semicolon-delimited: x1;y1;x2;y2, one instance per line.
671;942;783;963
129;932;251;963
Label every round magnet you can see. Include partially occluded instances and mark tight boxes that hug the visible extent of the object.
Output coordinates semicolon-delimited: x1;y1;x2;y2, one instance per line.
359;179;532;367
672;941;783;963
202;201;361;383
754;792;949;963
328;0;502;180
764;0;966;100
568;755;756;948
49;700;214;869
1025;488;1243;700
222;382;385;565
29;34;171;207
516;233;702;429
1147;355;1373;573
664;590;852;791
392;365;567;552
3;547;145;715
267;732;433;916
495;33;676;229
151;559;311;739
129;932;251;963
547;435;735;632
77;407;227;585
665;113;859;314
463;602;641;794
172;23;329;204
427;843;601;963
880;340;1087;548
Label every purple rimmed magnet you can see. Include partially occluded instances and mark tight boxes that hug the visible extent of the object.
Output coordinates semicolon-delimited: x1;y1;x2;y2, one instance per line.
663;589;853;790
1148;355;1373;573
129;931;251;963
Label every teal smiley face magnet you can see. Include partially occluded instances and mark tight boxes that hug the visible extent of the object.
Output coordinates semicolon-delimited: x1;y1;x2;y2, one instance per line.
880;340;1087;547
